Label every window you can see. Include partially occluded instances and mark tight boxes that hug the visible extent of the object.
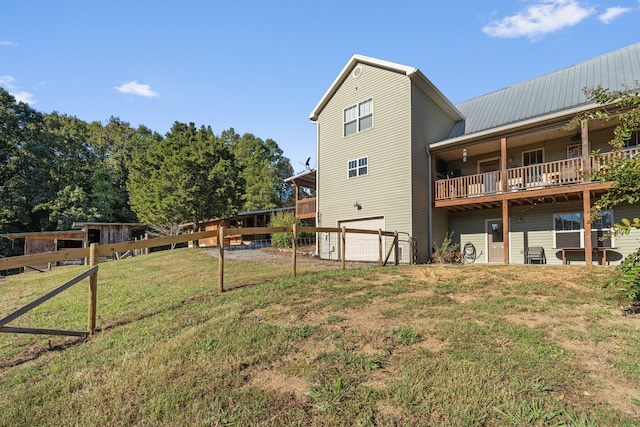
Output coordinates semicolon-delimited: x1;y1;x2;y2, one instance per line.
624;130;639;147
567;144;582;159
522;148;544;166
348;157;368;178
344;98;373;136
553;211;613;248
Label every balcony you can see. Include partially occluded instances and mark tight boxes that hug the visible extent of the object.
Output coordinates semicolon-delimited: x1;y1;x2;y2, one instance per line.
434;147;639;202
296;197;316;220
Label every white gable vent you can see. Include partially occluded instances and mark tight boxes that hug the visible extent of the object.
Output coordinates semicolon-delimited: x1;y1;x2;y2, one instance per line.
352;65;363;78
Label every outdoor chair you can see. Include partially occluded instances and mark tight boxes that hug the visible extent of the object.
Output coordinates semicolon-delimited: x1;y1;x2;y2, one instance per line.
525;246;546;264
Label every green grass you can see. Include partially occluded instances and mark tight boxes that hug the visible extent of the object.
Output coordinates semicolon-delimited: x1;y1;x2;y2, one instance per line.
1;250;639;426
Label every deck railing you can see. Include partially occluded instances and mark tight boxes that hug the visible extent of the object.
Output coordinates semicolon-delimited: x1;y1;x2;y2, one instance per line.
296;197;316;219
435;148;639;201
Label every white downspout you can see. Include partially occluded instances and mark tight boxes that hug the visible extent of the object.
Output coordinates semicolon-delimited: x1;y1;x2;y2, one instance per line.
425;145;433;262
315;122;320;257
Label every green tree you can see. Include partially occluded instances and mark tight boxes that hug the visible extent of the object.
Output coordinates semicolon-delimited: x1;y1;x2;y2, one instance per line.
567;84;640;234
127;122;243;236
569;84;640;300
225;129;294;211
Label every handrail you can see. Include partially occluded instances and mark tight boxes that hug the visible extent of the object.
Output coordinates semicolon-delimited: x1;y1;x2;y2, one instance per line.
434;147;639;201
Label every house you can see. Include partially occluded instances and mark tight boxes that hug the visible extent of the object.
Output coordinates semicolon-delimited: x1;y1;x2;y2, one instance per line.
306;43;640;265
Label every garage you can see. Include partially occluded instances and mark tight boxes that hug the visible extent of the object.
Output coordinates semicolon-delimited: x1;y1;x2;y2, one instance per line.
338;217;385;262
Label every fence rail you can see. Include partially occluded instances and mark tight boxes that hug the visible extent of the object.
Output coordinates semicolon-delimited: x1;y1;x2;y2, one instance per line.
1;226;404;337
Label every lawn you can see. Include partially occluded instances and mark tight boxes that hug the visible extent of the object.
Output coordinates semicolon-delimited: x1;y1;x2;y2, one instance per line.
1;248;639;426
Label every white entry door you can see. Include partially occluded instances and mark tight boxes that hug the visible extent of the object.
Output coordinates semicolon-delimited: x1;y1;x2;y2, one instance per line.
338;217;385;262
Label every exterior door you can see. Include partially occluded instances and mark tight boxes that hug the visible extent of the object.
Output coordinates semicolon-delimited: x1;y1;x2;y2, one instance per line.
487;219;504;263
479;159;500;193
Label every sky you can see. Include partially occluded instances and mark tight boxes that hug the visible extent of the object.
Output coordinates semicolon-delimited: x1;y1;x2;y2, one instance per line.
1;1;639;174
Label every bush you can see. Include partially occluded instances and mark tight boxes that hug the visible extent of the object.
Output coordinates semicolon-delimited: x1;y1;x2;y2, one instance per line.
432;231;460;263
268;211;299;248
617;248;640;300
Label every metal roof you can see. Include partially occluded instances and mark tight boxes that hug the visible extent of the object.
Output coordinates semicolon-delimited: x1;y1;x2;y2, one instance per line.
451;42;640;138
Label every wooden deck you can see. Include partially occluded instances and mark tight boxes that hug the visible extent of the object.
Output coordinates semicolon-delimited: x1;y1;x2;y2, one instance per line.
296;197;316;220
434;148;639;203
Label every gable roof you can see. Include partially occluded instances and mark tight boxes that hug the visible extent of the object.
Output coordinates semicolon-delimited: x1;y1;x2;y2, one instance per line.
451;42;640;138
309;54;463;122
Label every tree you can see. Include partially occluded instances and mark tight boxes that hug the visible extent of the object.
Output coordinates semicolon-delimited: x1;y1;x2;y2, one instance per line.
225;129;294;211
568;84;640;300
567;84;640;233
127;122;243;237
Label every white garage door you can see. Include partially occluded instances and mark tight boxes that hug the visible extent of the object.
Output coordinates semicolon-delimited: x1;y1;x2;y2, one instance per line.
338;217;385;262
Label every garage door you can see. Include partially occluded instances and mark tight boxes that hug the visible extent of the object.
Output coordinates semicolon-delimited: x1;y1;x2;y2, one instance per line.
338;217;384;262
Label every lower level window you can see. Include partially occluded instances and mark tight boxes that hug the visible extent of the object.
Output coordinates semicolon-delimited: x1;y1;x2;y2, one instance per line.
553;211;612;248
348;157;368;178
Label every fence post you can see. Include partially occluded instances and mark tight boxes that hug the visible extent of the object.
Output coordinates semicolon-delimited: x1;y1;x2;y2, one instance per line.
394;231;399;265
218;226;225;293
292;224;297;277
144;232;149;255
88;243;98;335
341;227;346;270
378;229;383;267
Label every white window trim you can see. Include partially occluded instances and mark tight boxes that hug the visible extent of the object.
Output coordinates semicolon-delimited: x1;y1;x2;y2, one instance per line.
552;210;614;248
347;156;368;179
343;98;374;137
567;144;582;159
521;147;545;166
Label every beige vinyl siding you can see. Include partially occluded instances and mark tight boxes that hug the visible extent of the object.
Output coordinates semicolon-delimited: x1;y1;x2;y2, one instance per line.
449;209;498;264
316;63;412;260
411;84;458;262
431;209;449;254
611;203;640;265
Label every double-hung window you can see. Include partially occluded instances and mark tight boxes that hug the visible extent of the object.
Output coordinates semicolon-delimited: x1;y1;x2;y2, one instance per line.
348;157;368;178
344;98;373;136
553;211;613;248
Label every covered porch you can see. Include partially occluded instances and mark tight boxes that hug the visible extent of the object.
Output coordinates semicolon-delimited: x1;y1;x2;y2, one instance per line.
430;119;635;265
284;169;316;222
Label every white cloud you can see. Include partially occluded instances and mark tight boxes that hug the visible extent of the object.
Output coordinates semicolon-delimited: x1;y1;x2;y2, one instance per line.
11;91;36;104
0;75;16;87
0;75;36;104
482;0;595;39
114;81;159;98
599;7;632;24
0;40;18;47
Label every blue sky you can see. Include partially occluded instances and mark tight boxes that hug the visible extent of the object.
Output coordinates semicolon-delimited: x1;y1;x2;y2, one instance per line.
1;1;639;173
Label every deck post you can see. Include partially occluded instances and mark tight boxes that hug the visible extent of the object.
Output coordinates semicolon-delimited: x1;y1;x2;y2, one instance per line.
501;137;508;192
292;224;297;277
218;226;225;293
502;200;510;264
583;190;593;266
88;243;98;335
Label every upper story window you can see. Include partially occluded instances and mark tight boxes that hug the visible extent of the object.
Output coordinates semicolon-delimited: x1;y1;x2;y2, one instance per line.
348;157;368;178
344;98;373;136
624;130;639;147
522;148;544;166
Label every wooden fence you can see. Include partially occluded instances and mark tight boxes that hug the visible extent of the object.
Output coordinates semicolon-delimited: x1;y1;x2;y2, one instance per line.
0;226;401;336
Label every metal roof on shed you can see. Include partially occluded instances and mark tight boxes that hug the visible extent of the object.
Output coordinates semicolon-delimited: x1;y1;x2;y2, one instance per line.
451;42;640;138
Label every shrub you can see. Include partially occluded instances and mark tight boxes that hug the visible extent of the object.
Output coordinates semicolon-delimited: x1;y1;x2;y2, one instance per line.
268;211;300;248
432;231;460;263
617;248;640;300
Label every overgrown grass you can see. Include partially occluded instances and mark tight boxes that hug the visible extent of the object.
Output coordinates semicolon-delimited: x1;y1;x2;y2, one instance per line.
1;250;639;426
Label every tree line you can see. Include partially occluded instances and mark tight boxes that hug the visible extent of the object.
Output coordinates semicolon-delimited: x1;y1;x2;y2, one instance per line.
0;87;295;256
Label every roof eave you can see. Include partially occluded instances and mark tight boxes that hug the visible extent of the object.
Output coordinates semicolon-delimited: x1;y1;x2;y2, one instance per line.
429;102;600;151
309;54;463;122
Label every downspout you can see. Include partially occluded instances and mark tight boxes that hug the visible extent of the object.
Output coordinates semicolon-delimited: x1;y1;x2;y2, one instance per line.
315;122;320;257
425;144;433;262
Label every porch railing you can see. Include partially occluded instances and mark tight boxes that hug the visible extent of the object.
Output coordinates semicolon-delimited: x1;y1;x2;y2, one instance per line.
296;197;316;220
435;148;639;201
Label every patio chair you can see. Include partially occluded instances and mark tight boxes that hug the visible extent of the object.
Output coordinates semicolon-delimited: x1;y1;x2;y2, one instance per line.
526;246;546;264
